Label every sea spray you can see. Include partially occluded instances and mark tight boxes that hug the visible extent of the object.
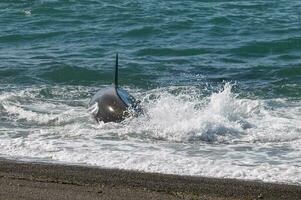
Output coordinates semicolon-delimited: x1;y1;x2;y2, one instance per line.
0;83;300;184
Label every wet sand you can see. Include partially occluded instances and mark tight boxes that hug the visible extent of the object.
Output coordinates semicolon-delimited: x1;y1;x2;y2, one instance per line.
0;158;300;200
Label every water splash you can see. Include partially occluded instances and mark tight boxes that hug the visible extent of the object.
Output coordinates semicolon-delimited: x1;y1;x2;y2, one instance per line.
0;84;300;184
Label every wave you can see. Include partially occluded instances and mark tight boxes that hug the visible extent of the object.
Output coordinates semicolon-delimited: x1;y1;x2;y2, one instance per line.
123;26;161;38
136;48;208;57
232;37;301;57
1;83;301;184
0;31;67;44
40;65;110;84
1;83;300;144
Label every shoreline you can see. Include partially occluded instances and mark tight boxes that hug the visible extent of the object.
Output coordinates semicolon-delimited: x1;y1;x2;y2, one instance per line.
0;158;300;200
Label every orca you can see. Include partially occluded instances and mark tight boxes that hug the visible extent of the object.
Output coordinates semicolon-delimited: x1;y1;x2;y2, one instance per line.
88;54;142;123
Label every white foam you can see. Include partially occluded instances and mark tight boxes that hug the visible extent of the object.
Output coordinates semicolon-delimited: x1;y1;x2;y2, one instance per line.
23;10;31;16
0;84;300;185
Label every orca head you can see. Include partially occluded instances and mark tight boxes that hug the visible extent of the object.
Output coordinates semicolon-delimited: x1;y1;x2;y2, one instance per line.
88;54;143;123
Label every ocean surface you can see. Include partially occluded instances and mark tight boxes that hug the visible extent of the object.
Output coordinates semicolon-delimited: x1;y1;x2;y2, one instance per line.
0;0;301;185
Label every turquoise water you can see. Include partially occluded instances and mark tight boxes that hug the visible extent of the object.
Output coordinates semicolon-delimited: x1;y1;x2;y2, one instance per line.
0;0;301;184
1;0;300;96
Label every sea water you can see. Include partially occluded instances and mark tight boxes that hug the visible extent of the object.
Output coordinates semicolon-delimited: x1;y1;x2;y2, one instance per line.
0;0;300;184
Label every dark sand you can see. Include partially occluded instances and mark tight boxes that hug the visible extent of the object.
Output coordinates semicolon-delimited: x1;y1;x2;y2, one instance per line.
0;159;300;200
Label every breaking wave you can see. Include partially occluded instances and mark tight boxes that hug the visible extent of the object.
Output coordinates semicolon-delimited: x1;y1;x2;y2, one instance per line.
0;83;300;184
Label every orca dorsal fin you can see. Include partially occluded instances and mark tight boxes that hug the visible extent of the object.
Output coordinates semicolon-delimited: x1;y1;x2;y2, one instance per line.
114;53;118;88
